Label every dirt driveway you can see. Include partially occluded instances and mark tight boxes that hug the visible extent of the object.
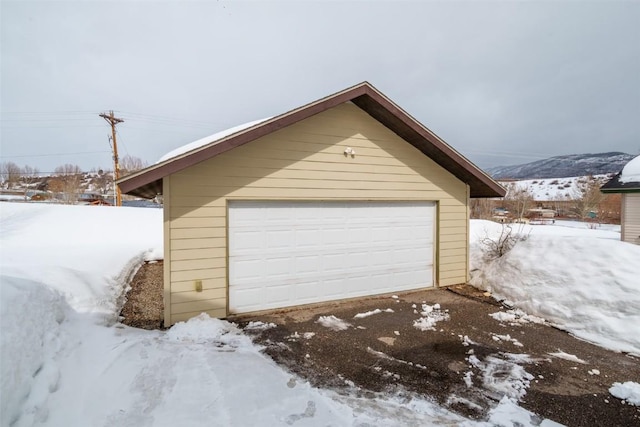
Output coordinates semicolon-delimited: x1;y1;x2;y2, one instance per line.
233;286;640;427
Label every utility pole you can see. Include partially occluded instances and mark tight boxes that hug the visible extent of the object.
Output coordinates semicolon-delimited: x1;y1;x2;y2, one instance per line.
99;111;124;206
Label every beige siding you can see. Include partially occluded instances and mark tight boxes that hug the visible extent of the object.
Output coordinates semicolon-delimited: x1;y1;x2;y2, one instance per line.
165;102;469;325
162;177;171;327
622;193;640;245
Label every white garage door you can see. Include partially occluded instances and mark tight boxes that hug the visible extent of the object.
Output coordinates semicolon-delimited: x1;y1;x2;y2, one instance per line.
228;201;435;314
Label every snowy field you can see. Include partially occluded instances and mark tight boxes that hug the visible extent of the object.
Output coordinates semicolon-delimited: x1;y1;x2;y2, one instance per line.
499;175;610;201
1;202;639;426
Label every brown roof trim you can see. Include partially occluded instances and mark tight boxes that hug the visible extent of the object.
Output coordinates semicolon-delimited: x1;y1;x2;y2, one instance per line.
118;82;505;198
352;85;505;198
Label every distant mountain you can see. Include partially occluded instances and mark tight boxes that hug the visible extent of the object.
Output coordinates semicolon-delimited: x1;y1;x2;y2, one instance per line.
486;152;634;180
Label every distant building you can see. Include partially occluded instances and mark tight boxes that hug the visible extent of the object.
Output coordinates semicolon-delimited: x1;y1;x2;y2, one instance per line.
601;155;640;245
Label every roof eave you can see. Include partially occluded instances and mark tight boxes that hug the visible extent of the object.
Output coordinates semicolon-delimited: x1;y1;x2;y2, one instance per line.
352;87;505;198
599;172;640;193
601;186;640;194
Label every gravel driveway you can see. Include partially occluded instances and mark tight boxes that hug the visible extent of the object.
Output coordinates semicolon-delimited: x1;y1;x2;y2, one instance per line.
234;286;640;427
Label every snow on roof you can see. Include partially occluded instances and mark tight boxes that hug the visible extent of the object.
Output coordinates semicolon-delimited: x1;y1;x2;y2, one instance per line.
619;155;640;183
156;117;272;164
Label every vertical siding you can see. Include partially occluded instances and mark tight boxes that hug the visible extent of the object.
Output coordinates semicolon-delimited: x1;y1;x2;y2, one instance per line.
165;102;469;324
622;193;640;245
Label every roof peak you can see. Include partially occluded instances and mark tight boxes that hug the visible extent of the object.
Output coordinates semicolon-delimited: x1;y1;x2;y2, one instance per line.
118;82;505;199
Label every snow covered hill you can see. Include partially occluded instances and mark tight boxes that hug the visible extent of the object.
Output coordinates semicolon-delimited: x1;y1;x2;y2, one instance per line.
487;152;633;180
499;174;611;201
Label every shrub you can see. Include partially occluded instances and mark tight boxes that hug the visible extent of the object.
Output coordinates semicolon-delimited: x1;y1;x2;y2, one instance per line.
480;224;530;260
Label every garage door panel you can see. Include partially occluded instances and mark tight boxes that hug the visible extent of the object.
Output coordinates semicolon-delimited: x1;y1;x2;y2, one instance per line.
231;259;263;281
229;201;435;314
322;278;344;297
322;227;347;245
371;227;392;242
230;230;263;252
264;257;290;277
296;255;321;274
267;230;295;249
296;280;322;300
266;284;291;304
368;249;392;265
322;253;345;272
295;229;319;247
347;227;371;244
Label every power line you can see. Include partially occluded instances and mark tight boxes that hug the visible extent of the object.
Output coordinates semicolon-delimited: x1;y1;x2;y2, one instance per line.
1;110;99;114
0;151;111;159
0;125;105;129
115;110;225;128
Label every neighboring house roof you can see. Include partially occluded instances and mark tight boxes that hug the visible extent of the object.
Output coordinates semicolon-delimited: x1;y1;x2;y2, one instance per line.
601;155;640;193
118;82;506;199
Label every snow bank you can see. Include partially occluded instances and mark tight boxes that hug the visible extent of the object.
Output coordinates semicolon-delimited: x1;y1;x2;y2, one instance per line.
0;278;70;426
166;313;250;347
0;202;162;425
0;203;162;316
470;220;640;354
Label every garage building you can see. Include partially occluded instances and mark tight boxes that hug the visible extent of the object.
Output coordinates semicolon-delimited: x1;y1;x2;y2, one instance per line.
118;82;505;326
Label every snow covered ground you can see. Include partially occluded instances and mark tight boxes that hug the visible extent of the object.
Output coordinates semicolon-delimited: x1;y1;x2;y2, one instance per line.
1;202;638;426
499;175;610;201
469;219;640;355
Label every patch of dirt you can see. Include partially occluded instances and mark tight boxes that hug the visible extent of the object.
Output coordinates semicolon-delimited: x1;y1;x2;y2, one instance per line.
447;283;501;306
234;286;640;427
120;260;164;330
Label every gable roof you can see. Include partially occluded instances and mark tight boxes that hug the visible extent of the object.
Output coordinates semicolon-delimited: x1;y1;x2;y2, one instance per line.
118;82;506;199
600;155;640;193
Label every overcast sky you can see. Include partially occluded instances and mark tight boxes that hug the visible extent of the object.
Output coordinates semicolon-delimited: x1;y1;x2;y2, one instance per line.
2;1;639;174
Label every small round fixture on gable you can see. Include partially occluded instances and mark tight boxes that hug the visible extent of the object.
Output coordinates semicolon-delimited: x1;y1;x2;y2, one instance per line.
344;147;356;158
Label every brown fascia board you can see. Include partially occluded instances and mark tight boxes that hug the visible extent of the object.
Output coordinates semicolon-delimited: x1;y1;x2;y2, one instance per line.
118;81;505;199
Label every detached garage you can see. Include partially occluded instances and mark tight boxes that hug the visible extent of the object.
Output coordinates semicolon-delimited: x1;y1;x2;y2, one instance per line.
118;82;505;326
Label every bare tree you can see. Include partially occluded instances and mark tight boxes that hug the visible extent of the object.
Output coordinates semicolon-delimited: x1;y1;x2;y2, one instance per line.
54;164;83;204
503;183;535;220
598;193;621;224
89;168;112;195
0;161;21;189
119;155;147;177
21;165;41;188
470;198;495;220
571;176;607;220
